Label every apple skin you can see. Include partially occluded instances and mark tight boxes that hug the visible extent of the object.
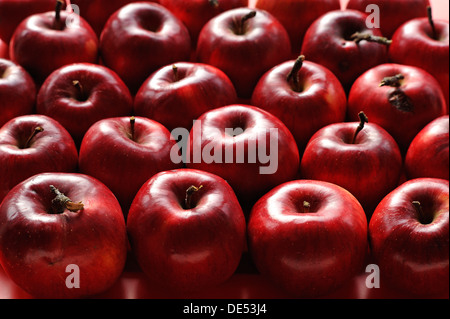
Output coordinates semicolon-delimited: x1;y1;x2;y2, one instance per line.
0;114;78;204
251;58;347;154
99;2;191;94
247;179;368;298
158;0;248;45
186;104;300;208
300;120;403;215
0;38;8;59
254;0;341;55
78;116;183;216
300;9;389;91
369;178;449;297
347;63;447;153
346;0;430;38
0;172;128;299
389;17;449;112
196;7;291;99
36;63;133;146
405;115;449;181
127;169;246;293
134;62;237;132
0;58;36;128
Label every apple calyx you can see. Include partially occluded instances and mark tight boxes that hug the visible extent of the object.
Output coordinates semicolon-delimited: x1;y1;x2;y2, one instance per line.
287;55;306;92
184;185;203;209
427;6;437;40
351;32;392;45
379;74;404;88
379;74;413;112
53;0;66;30
412;200;433;225
21;126;44;149
235;10;257;35
209;0;219;9
50;185;84;214
352;111;369;144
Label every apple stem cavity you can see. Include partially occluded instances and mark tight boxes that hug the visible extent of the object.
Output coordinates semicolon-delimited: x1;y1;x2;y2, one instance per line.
352;111;369;144
427;6;437;40
72;80;89;101
184;185;203;209
23;126;44;149
235;10;257;35
50;185;84;214
287;55;305;92
412;200;433;225
53;0;65;30
351;32;392;45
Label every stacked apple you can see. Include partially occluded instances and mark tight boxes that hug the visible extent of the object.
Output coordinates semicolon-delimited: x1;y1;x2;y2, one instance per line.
0;0;448;299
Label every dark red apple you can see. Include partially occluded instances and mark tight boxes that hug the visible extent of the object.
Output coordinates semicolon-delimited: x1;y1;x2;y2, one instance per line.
0;172;128;298
0;38;8;59
0;114;78;204
127;168;246;293
134;62;237;132
36;63;133;146
369;178;449;297
99;2;191;94
405;115;449;181
251;55;347;154
196;8;291;99
0;59;36;127
301;9;390;91
248;179;368;298
78;116;183;215
347;63;447;153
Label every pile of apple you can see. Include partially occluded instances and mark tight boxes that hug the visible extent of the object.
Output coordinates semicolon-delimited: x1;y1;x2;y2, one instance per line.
0;0;448;299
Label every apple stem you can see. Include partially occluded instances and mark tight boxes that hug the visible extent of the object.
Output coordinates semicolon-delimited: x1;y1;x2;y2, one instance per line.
129;116;136;141
54;0;65;30
72;80;88;101
302;201;311;213
184;185;203;209
23;126;44;149
352;111;369;144
172;65;179;82
236;10;257;35
351;32;392;45
209;0;219;8
50;185;84;214
412;200;432;224
379;74;404;88
287;55;305;92
427;6;437;40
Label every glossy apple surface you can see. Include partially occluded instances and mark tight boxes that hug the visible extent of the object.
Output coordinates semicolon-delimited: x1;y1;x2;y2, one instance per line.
0;172;128;298
369;178;449;297
248;179;368;298
127;169;246;293
0;38;8;59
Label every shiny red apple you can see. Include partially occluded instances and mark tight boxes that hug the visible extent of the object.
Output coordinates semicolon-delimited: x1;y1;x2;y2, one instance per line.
247;179;368;298
127;169;246;293
0;172;128;298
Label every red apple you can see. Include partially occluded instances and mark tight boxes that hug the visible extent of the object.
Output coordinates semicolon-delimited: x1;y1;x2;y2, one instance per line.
99;2;191;94
0;114;78;204
346;0;430;38
389;7;449;111
405;115;449;181
0;58;36;127
196;8;291;99
9;1;99;84
247;179;368;298
0;38;8;59
300;112;403;214
78;116;183;215
36;63;133;146
185;104;300;208
369;178;449;297
0;172;128;298
159;0;248;45
347;63;447;153
251;55;347;154
127;169;246;293
134;62;237;132
301;9;390;91
254;0;341;55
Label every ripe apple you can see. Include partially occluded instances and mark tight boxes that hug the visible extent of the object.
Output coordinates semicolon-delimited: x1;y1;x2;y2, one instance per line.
36;63;133;146
196;8;291;99
0;58;36;128
369;178;449;297
300;112;403;214
247;179;368;298
127;169;246;293
254;0;341;55
389;7;449;111
134;62;237;132
158;0;248;45
78;116;183;215
405;115;449;181
347;63;447;153
0;114;78;204
251;55;347;154
0;38;8;59
301;9;390;91
0;172;128;298
185;104;300;209
100;2;191;94
346;0;430;38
